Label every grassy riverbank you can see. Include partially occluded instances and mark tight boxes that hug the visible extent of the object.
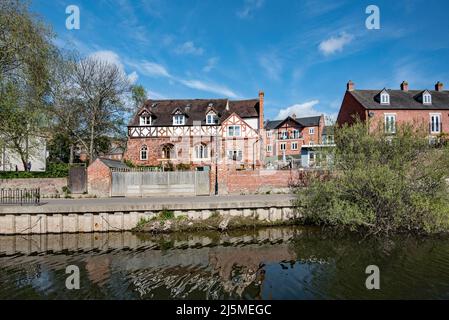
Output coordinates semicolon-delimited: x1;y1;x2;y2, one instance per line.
294;120;449;235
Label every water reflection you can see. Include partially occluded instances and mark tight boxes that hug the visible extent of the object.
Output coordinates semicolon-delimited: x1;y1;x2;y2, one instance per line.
1;227;449;299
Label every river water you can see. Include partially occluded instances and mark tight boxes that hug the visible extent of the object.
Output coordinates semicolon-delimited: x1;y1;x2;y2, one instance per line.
0;226;449;299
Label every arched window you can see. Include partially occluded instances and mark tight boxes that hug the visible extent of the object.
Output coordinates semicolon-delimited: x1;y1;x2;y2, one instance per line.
194;144;208;159
140;145;148;160
162;145;175;159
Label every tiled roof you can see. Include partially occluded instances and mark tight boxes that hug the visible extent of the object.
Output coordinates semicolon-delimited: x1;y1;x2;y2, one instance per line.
350;89;449;110
98;158;129;169
129;99;260;127
265;116;321;129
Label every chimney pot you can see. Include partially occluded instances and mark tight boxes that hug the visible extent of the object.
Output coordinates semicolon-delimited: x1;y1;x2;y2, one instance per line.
435;81;444;92
401;81;409;91
347;80;355;91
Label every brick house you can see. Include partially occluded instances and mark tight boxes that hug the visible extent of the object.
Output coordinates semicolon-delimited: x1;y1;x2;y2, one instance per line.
337;80;449;138
264;114;325;163
124;92;265;169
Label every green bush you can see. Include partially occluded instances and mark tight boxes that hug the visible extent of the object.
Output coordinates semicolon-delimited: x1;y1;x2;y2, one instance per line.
293;120;449;235
0;163;69;179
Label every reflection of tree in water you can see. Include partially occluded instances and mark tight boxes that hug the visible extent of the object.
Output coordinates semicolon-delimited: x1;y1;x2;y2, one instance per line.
290;228;449;299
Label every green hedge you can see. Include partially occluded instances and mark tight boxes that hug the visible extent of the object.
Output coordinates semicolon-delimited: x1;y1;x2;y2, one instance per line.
0;163;69;179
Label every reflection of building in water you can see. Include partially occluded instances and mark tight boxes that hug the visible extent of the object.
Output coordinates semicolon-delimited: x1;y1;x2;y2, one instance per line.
85;256;111;286
0;229;299;299
208;245;295;297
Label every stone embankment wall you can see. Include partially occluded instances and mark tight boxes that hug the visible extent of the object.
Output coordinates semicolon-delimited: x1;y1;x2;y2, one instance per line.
0;205;298;235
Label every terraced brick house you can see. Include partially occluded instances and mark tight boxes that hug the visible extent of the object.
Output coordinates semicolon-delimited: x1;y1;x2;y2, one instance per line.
264;114;325;164
337;80;449;141
124;92;265;169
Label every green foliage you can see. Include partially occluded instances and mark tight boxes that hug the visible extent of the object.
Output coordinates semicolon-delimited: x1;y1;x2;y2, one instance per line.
176;163;191;171
159;209;175;220
294;120;449;235
131;85;147;110
0;163;69;179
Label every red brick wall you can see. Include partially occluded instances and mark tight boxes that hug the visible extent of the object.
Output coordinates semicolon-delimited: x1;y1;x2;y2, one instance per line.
367;109;449;134
210;167;301;194
87;159;111;197
337;92;367;126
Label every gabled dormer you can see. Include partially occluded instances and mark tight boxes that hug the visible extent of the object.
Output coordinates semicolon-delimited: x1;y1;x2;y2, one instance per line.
138;109;154;126
171;107;187;126
205;107;219;125
379;89;390;105
422;90;432;105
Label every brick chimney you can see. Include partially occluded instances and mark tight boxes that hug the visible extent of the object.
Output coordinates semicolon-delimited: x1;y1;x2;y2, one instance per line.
259;90;264;131
435;81;444;92
401;81;409;91
347;80;355;91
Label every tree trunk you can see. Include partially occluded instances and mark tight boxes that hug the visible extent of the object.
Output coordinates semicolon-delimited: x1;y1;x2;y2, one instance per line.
89;119;95;164
69;143;74;165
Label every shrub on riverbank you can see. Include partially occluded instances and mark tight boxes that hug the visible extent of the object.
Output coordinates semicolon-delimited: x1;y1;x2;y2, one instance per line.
294;120;449;235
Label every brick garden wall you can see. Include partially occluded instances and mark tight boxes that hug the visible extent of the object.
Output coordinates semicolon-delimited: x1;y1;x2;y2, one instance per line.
211;167;302;195
0;178;67;198
87;159;112;197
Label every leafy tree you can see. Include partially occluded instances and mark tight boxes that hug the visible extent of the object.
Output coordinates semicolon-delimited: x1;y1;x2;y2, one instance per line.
294;119;449;235
131;84;147;110
0;0;54;170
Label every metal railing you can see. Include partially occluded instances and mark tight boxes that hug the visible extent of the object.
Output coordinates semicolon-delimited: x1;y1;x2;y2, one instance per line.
0;188;40;206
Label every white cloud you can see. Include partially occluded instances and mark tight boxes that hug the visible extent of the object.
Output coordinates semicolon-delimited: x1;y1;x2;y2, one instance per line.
276;100;321;119
127;60;171;78
237;0;264;18
318;32;354;56
125;59;237;97
175;41;204;55
179;79;238;98
127;71;138;85
259;53;282;80
203;57;219;73
89;50;139;84
147;89;168;100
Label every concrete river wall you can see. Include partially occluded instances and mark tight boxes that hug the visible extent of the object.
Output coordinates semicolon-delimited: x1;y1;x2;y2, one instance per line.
0;195;297;235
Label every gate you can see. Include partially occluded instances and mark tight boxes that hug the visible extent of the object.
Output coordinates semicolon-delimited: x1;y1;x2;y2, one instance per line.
111;170;210;197
68;165;87;194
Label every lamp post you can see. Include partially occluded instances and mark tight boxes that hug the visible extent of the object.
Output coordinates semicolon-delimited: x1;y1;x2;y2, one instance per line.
214;123;219;195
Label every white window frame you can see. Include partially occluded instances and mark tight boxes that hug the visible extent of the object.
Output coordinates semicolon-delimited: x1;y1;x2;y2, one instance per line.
194;144;209;159
140;145;148;160
381;92;390;105
140;115;152;126
173;114;186;126
227;150;243;161
384;113;396;134
291;142;298;150
309;128;315;135
430;113;441;133
293;129;300;139
423;93;432;105
266;145;272;152
206;112;218;125
228;125;241;137
280;143;286;151
267;131;272;138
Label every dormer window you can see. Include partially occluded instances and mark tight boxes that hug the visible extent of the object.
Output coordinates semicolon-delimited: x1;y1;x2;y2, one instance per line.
173;114;185;125
140;115;152;126
206;112;218;125
380;90;390;105
423;91;432;105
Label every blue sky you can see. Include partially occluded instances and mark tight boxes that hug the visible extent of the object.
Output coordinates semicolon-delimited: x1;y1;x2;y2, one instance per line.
32;0;449;121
